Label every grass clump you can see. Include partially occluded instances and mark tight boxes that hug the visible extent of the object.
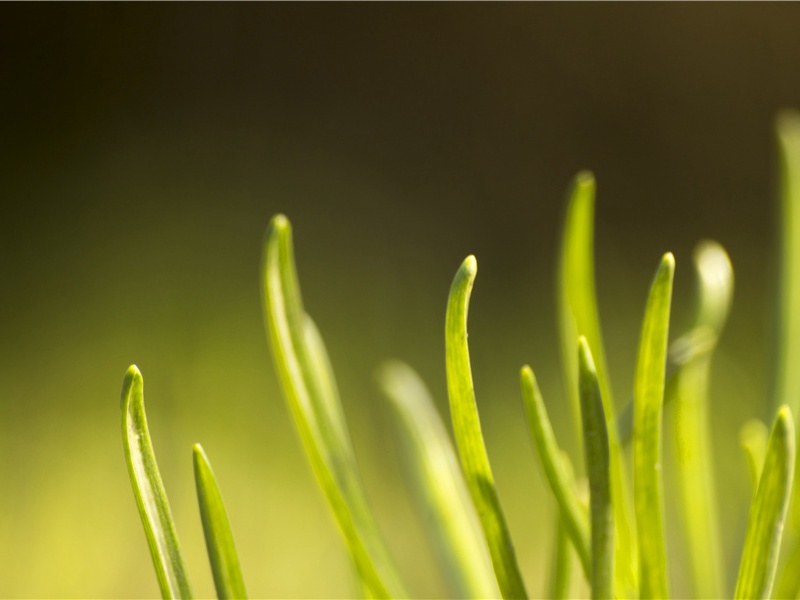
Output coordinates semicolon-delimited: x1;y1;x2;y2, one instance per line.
121;112;800;599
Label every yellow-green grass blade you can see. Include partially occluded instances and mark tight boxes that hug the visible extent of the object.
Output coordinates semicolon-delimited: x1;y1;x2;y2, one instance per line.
741;419;769;493
557;172;637;595
548;516;574;600
671;241;731;599
633;253;675;600
121;365;193;599
377;360;500;599
520;365;590;577
192;444;248;600
262;215;406;599
735;406;796;600
578;338;614;600
446;255;528;599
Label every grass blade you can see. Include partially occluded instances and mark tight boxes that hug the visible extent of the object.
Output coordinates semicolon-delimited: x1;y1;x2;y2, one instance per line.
741;419;770;493
520;365;590;577
578;338;614;600
735;406;796;600
633;253;675;600
377;360;500;599
192;444;248;600
671;241;731;599
262;214;406;599
548;516;574;600
120;365;193;599
557;172;637;595
445;255;528;599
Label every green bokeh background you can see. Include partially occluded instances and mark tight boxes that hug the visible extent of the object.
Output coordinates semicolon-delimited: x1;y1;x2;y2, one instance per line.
2;5;800;597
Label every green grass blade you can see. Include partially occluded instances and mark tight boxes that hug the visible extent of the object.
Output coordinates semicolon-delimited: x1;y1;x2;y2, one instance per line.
578;338;614;600
633;253;675;600
520;365;590;577
735;406;796;600
548;516;574;600
192;444;248;600
557;172;637;595
741;419;770;492
262;215;406;599
775;534;800;600
377;360;500;600
446;255;528;599
671;241;731;599
120;365;193;599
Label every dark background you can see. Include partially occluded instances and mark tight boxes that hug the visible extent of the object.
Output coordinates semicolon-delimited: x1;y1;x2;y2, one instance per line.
1;5;798;597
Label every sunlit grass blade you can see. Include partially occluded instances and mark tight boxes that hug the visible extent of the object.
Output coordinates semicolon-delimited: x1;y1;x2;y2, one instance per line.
377;360;500;599
446;255;528;599
671;240;731;599
557;172;637;595
120;365;193;599
633;253;675;600
548;516;574;600
520;365;590;577
578;338;614;600
262;214;406;599
735;406;796;600
741;419;769;492
192;444;247;600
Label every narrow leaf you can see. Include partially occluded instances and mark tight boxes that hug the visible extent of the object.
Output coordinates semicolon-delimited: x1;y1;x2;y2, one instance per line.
377;360;499;599
735;406;796;600
741;419;769;492
193;444;248;600
578;338;614;600
520;365;590;577
548;516;574;600
446;255;528;599
121;365;193;599
633;253;675;600
262;215;406;598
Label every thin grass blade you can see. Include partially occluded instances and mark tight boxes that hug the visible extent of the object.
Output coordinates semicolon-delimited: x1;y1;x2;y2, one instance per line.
735;406;796;600
121;365;193;599
633;253;674;600
446;255;528;599
262;215;406;599
548;516;574;600
520;365;590;577
193;444;247;600
741;419;769;492
578;338;614;600
377;360;500;599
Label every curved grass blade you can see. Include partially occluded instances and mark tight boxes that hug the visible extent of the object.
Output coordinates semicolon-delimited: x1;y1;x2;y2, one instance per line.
193;444;248;600
741;419;769;492
557;172;637;595
121;365;193;599
548;516;574;600
262;215;406;599
633;253;675;600
672;241;731;599
578;338;614;600
735;406;796;600
446;255;528;599
377;360;500;599
520;365;590;577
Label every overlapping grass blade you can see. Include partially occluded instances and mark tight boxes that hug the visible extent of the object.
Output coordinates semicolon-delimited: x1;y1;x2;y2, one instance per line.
633;253;674;600
557;172;637;595
520;365;590;577
578;338;614;600
262;215;406;599
377;360;499;599
192;444;247;600
734;406;796;600
548;516;574;600
671;241;731;599
446;255;528;599
120;365;193;599
741;419;769;492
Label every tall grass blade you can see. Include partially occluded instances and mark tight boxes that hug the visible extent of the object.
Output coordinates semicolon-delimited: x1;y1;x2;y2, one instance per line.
741;419;769;492
120;365;193;599
548;516;574;600
734;406;796;600
192;444;248;600
557;172;637;595
262;215;406;599
578;338;614;600
520;365;590;577
633;253;675;600
377;360;500;599
446;255;528;599
671;241;731;599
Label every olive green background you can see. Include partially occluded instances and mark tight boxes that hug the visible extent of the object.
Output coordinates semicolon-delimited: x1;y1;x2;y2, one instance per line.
2;5;800;597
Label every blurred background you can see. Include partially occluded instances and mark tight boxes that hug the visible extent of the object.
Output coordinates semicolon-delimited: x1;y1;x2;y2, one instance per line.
2;4;800;597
